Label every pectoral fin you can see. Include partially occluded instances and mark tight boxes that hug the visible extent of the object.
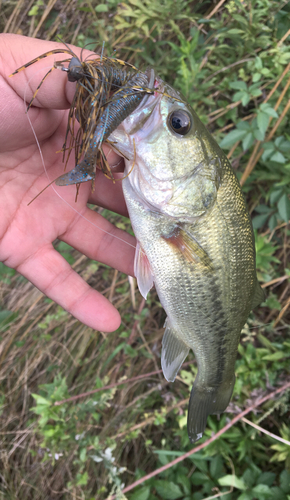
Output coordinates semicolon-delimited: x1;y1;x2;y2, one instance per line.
134;242;154;299
251;280;265;309
161;318;189;382
162;227;213;271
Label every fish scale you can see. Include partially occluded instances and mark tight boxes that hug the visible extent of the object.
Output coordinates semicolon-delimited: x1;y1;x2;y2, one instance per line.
109;73;264;443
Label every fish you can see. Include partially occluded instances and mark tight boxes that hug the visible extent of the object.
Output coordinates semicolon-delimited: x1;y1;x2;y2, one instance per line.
108;69;265;443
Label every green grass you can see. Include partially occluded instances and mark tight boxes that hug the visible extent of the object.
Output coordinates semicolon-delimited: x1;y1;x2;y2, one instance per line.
0;0;290;499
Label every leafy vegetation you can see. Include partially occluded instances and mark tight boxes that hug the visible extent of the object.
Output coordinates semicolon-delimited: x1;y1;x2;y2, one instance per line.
0;0;289;499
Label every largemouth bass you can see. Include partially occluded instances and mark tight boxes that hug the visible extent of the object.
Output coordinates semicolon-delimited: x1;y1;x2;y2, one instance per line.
109;70;264;443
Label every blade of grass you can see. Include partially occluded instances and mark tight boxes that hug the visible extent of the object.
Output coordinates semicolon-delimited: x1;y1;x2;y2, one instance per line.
242;417;290;446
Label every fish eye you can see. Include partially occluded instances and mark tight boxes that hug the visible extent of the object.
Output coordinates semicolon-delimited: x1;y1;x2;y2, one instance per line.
168;110;192;136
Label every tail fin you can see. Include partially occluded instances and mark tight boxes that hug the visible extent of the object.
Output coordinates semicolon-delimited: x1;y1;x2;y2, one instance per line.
187;376;235;443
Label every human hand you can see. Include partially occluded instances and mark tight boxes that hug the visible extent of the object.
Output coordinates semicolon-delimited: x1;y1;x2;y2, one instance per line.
0;34;135;332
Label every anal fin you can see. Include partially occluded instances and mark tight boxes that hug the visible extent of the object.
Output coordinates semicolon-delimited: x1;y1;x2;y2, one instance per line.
161;318;189;382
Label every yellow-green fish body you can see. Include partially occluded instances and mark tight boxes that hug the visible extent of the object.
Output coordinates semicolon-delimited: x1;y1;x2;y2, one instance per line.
109;72;264;442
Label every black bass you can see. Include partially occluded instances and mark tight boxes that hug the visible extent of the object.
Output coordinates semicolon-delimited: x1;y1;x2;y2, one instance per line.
109;70;264;443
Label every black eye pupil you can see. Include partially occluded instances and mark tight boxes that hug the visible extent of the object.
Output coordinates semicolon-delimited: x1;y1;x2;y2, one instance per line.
172;116;182;129
169;110;192;135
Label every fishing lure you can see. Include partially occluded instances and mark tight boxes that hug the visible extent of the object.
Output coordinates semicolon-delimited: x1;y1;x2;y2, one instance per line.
56;70;153;186
10;43;155;189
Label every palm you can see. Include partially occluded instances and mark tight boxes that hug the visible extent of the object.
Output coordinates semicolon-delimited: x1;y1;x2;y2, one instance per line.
0;34;135;332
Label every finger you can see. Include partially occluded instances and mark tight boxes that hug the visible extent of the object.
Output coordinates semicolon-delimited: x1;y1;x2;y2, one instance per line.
0;35;75;149
1;34;92;109
17;243;121;332
59;205;135;278
88;168;129;217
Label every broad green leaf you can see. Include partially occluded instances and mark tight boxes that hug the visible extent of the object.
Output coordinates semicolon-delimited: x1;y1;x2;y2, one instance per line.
264;295;281;310
154;450;184;456
192;471;209;485
59;252;75;265
28;5;39;15
218;475;247;490
270;189;284;204
251;88;262;97
176;473;191;495
237;121;251;131
268;213;278;231
80;447;87;462
262;149;274;161
0;310;14;324
57;241;73;252
277;194;290;222
241;93;251;106
252;483;272;495
255;205;272;214
263;107;278;118
271;151;286;163
271;486;288;500
95;4;108;12
237;493;253;500
242;132;254;151
241;466;260;487
255;57;263;70
280;470;290;493
129;486;150;500
123;344;138;357
136;14;149;28
219;129;247;148
42;428;57;437
254;128;265;141
210;455;223;479
262;351;286;361
257;472;276;486
154;480;183;499
252;213;270;229
31;394;51;406
275;136;284;147
227;28;244;34
0;262;15;278
253;72;261;82
279;140;290;152
257;333;276;351
230;81;247;90
257;111;270;136
76;472;88;486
